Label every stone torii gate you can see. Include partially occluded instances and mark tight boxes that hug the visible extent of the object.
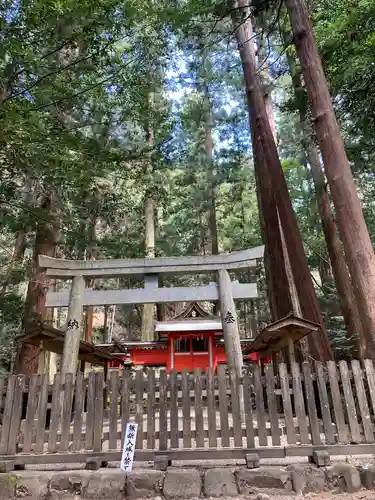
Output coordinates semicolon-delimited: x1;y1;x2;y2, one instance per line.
39;246;264;379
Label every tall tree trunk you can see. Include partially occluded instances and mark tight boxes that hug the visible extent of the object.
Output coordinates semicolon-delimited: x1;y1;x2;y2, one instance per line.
204;92;219;256
203;87;220;314
258;32;302;323
285;43;362;351
251;28;291;327
13;232;27;262
15;193;59;375
141;95;156;341
308;143;363;353
257;31;302;361
231;0;333;360
285;0;372;356
141;198;155;340
84;213;98;345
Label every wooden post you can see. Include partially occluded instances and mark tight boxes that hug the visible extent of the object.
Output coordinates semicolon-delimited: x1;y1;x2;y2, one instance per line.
61;275;85;380
217;269;243;378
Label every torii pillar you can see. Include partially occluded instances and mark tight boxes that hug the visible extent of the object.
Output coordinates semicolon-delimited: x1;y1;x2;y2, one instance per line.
61;275;85;380
217;269;243;378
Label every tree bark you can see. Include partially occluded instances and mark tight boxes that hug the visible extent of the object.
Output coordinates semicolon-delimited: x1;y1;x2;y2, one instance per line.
285;43;363;353
15;193;59;375
308;144;363;352
141;94;156;341
12;231;27;262
204;93;219;256
84;212;98;345
203;87;220;315
285;0;373;356
251;27;292;325
141;198;156;340
258;31;306;360
231;0;333;360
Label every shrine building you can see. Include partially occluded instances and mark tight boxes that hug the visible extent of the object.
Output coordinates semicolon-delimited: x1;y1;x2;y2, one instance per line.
102;302;267;373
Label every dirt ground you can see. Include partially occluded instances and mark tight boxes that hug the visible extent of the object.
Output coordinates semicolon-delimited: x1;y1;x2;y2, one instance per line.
241;494;375;499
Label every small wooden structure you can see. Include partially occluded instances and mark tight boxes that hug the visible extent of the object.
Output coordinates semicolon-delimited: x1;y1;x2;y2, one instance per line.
245;313;320;357
16;323;114;371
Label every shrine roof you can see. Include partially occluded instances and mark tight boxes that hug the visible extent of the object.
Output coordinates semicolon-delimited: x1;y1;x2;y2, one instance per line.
155;318;223;332
172;301;211;319
16;322;115;365
244;313;320;356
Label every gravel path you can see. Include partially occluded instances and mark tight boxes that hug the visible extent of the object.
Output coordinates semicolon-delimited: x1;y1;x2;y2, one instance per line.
268;494;375;499
184;494;375;500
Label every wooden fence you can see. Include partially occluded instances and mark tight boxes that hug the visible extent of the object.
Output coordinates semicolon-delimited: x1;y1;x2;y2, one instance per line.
1;359;375;467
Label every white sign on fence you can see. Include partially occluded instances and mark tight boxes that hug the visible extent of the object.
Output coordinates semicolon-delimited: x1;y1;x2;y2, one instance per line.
120;422;138;473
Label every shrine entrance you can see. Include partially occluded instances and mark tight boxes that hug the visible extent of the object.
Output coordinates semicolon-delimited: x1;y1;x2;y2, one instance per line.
172;334;210;372
19;246;321;378
37;248;263;378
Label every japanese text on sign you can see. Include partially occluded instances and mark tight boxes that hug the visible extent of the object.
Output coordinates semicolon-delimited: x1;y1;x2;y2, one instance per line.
67;318;79;330
120;423;138;473
224;310;235;324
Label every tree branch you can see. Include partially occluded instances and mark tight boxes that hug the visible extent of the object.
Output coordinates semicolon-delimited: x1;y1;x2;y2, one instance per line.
4;40;116;103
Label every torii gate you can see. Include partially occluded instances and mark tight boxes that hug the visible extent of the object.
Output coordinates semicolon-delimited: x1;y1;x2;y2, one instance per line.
39;247;264;380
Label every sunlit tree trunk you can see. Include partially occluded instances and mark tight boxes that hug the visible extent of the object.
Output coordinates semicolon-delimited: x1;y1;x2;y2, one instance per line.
15;193;59;375
285;0;370;356
231;0;333;360
141;93;156;341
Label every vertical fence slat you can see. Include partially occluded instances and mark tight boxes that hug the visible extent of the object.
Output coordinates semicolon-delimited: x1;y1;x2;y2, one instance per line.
352;360;374;442
182;369;192;448
243;370;255;448
217;365;230;447
93;372;104;452
279;363;295;445
253;365;267;446
35;375;48;453
229;370;243;448
8;375;26;455
339;360;361;443
302;362;321;445
23;374;39;453
121;372;130;446
327;361;348;443
48;373;62;453
206;367;217;448
109;371;119;450
364;359;375;418
194;369;204;447
159;369;167;451
291;362;309;444
0;378;5;417
72;372;84;452
265;364;280;446
0;375;16;453
0;377;6;444
85;371;96;450
60;373;74;452
315;362;335;444
169;370;179;448
146;370;156;449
